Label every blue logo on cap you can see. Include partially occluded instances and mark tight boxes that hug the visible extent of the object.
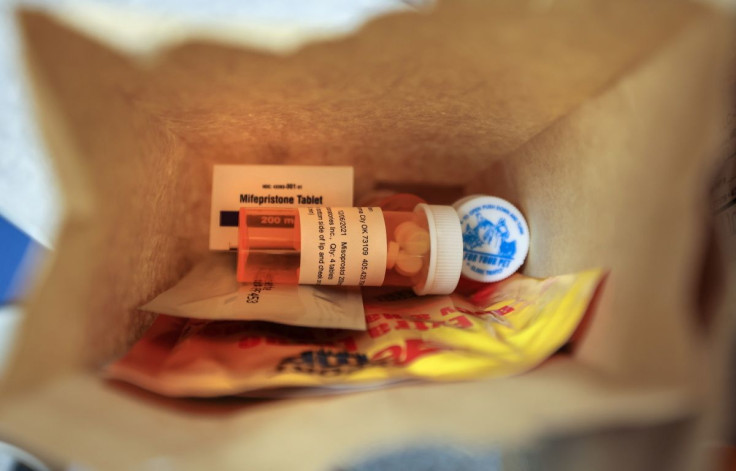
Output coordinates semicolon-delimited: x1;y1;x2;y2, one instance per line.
458;200;528;280
463;214;517;268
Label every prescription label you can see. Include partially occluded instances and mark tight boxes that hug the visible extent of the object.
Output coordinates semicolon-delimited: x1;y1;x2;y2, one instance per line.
298;207;387;286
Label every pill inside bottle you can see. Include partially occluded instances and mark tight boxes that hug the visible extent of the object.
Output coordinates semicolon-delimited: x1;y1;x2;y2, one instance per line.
237;205;463;295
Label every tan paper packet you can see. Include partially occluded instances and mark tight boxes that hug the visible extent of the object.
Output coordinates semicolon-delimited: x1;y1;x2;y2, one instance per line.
141;253;366;330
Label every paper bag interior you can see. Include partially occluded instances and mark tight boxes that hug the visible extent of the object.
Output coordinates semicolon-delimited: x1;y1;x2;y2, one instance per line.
0;1;733;469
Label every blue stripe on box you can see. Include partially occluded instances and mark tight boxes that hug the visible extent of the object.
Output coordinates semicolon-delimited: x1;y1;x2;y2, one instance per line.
0;215;39;304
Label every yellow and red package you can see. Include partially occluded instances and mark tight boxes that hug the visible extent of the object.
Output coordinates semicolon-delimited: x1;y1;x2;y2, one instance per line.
105;269;604;397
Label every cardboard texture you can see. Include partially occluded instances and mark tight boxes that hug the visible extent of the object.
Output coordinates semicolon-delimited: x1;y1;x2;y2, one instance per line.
0;1;733;470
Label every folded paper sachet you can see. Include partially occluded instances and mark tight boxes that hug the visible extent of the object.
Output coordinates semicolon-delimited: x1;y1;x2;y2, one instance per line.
141;253;366;330
107;269;604;397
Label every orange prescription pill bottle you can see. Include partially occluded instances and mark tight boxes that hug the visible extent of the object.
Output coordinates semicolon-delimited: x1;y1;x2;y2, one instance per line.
237;205;463;295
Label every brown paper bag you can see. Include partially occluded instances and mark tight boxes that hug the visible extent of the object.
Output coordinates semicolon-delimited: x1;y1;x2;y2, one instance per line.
0;1;733;470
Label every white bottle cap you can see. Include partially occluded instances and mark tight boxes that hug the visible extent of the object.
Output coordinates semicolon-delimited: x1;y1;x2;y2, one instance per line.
453;195;530;282
412;204;463;295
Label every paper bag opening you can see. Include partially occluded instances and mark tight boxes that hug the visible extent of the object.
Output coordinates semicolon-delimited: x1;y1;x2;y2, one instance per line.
5;0;733;402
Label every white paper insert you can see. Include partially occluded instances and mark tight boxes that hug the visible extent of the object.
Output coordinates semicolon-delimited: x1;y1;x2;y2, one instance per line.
210;165;353;251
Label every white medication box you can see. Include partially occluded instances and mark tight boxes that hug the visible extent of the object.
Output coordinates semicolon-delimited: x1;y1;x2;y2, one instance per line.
209;165;353;251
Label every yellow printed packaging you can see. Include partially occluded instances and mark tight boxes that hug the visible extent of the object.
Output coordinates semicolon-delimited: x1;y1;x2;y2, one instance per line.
105;269;605;397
